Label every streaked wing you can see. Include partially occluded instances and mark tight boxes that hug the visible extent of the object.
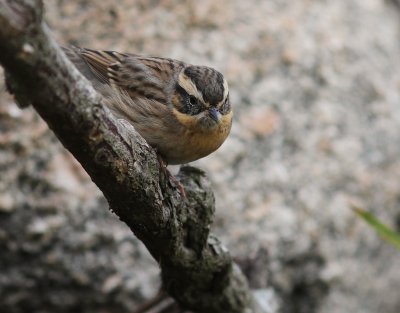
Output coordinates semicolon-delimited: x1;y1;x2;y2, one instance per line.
65;47;184;105
79;48;128;83
64;47;128;84
135;56;184;82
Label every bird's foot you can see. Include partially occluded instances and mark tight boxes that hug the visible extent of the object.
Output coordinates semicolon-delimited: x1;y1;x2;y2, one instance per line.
157;155;186;198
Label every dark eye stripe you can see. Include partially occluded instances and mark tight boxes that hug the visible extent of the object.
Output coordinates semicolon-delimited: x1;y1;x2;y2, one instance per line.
175;84;204;115
176;84;189;99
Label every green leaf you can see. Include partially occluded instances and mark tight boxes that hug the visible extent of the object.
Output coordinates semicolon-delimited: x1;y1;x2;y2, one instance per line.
353;207;400;250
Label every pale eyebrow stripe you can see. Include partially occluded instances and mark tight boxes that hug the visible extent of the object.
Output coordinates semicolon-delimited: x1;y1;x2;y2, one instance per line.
223;78;229;100
178;72;205;104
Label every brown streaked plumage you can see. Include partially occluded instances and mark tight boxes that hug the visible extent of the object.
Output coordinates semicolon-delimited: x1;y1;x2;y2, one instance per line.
64;46;232;165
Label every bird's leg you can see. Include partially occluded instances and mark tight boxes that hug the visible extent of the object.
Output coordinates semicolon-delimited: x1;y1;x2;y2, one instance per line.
157;154;186;198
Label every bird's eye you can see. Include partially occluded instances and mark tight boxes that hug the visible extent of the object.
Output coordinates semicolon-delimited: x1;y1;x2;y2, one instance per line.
189;95;198;106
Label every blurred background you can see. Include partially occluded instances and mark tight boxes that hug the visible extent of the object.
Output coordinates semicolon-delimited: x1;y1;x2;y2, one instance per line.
1;0;400;312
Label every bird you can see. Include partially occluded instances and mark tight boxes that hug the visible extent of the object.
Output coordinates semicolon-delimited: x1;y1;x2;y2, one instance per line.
64;47;232;165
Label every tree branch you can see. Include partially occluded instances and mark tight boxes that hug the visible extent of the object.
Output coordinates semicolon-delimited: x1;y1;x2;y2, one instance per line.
0;1;256;312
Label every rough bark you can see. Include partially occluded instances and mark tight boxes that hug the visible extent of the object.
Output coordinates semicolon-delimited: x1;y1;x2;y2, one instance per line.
0;1;255;312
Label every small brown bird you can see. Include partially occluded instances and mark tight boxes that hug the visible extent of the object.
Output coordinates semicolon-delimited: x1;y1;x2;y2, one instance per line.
64;47;232;165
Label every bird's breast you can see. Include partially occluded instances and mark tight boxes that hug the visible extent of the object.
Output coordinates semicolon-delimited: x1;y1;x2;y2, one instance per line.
161;112;232;164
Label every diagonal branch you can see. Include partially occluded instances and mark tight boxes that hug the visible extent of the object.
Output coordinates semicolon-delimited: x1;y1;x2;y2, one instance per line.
0;1;256;312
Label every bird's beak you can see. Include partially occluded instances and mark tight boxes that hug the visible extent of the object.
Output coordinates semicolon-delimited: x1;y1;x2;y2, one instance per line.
208;107;221;122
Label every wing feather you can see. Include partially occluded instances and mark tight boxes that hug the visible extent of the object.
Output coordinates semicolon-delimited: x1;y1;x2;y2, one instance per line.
79;49;125;83
65;47;184;106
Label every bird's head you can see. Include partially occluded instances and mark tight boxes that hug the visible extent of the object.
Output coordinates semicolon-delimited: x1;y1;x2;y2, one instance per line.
171;65;232;132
